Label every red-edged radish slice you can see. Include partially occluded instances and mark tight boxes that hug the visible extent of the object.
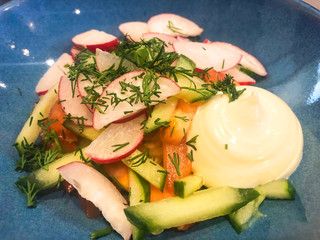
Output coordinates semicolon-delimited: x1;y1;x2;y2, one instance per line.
119;21;149;42
206;41;267;76
223;67;256;85
58;162;132;240
85;114;145;163
72;29;118;53
77;74;103;113
173;41;242;72
70;47;80;60
93;70;181;130
142;32;177;52
36;53;73;95
59;76;93;126
96;49;138;72
203;38;211;44
176;35;191;42
147;13;203;37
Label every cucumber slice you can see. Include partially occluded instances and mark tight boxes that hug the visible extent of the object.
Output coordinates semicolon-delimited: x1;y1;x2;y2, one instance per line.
62;119;103;141
144;97;178;135
174;175;203;198
228;194;265;234
129;170;150;240
122;150;167;191
175;54;196;74
174;74;213;103
255;179;296;200
124;186;259;233
15;83;59;154
16;149;85;192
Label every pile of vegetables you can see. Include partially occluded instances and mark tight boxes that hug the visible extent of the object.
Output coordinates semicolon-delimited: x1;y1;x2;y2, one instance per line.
14;13;295;240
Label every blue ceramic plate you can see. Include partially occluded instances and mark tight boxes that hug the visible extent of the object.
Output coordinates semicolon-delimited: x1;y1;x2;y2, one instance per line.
1;0;320;239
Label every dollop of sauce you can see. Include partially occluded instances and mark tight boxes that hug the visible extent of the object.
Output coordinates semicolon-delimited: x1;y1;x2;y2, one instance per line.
188;86;303;188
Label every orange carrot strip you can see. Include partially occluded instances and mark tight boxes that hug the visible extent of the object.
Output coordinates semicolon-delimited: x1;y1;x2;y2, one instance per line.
101;161;129;191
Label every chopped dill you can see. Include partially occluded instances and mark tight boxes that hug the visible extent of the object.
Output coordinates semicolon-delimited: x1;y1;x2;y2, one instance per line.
168;153;181;176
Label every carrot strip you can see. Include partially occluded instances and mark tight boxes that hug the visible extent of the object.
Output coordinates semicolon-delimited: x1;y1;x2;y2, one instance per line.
101;161;129;191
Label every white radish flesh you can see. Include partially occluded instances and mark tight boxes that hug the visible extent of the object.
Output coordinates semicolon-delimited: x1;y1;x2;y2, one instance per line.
58;162;132;240
95;49;138;72
93;70;181;130
85;113;145;163
72;29;118;52
147;13;203;37
36;53;73;95
173;41;242;72
142;32;177;52
59;76;93;126
119;21;149;42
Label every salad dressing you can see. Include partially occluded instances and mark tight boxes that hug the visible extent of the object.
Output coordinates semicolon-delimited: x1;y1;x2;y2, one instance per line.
189;86;303;188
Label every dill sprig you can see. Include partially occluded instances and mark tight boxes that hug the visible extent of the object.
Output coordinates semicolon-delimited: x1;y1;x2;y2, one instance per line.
186;135;198;151
130;150;150;167
111;142;130;152
168;153;181;176
167;20;184;35
16;180;40;207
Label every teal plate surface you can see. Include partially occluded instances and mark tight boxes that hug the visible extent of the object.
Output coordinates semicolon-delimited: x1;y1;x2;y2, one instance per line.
0;0;320;239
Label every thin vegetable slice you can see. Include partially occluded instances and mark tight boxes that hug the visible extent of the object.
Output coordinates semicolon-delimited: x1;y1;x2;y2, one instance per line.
119;22;150;42
58;76;93;126
72;29;118;52
58;162;132;240
147;13;203;37
173;41;242;71
85;113;145;163
36;53;73;95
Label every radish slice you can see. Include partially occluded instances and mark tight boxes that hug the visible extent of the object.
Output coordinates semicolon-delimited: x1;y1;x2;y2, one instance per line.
59;76;93;126
142;32;177;52
58;162;132;240
36;53;73;95
85;113;145;163
223;67;256;85
93;70;181;130
205;41;267;76
96;49;138;72
77;74;103;113
70;47;80;60
72;29;118;53
176;35;191;42
118;21;149;42
173;41;242;72
147;13;203;37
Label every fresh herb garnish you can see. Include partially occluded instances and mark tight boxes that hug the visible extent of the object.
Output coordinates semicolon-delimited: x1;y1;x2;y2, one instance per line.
168;153;181;176
174;115;189;122
90;227;113;239
186;135;198;151
167;20;184;35
130;150;150;167
16;180;39;208
111;142;130;152
186;149;194;162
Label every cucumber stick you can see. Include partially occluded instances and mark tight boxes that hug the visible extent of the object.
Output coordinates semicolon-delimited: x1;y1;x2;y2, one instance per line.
174;74;213;103
122;150;167;191
174;175;203;198
144;97;178;134
129;170;150;240
228;194;265;234
255;179;296;200
15;82;59;154
62;119;103;141
16;149;85;191
124;186;259;233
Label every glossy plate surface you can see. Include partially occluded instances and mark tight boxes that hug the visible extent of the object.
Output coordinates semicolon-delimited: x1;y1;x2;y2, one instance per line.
0;0;320;239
